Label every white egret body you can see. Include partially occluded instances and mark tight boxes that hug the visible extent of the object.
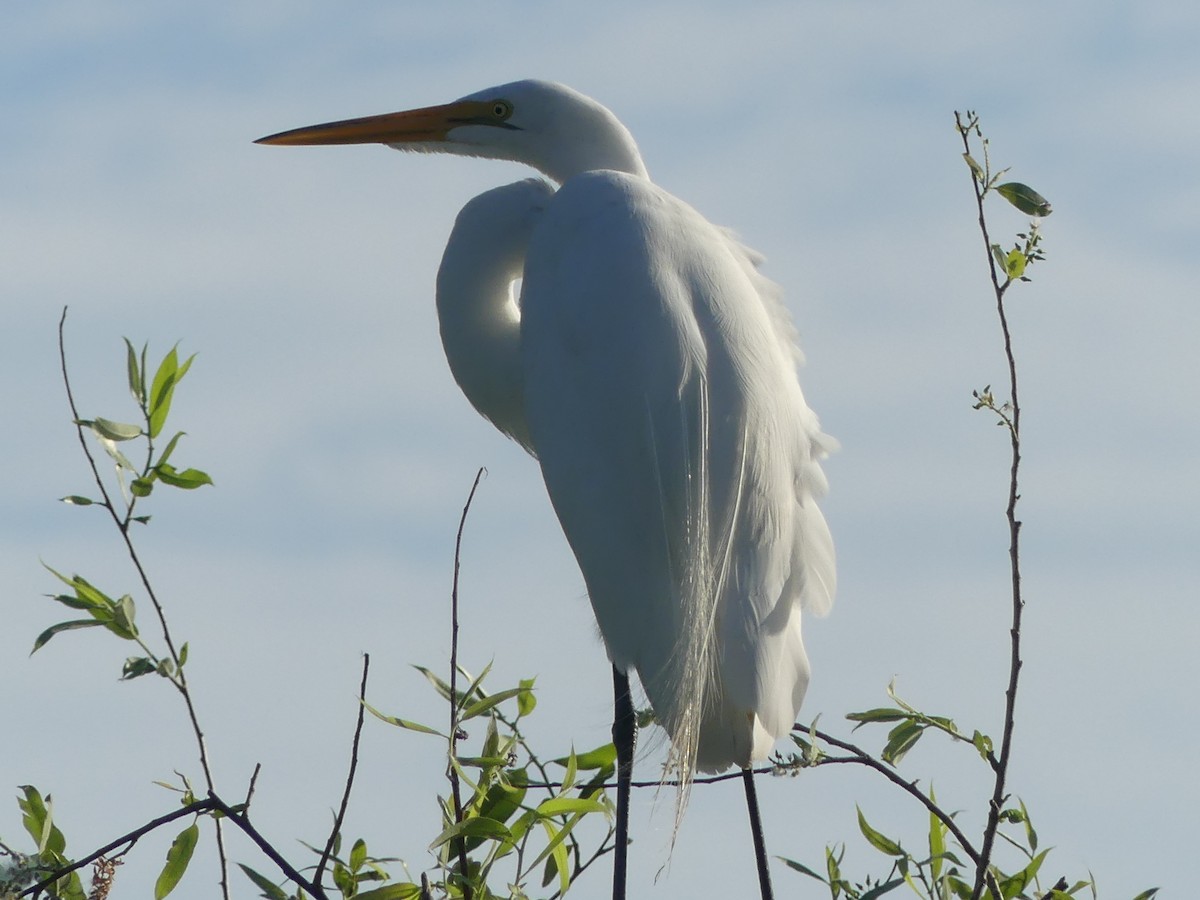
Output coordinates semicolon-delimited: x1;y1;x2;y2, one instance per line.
258;79;835;778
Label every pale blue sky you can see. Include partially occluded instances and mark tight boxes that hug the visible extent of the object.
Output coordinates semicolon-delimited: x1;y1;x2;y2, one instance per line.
3;3;1196;898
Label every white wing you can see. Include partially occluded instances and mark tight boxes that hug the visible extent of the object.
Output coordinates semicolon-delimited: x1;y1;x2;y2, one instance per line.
520;171;834;772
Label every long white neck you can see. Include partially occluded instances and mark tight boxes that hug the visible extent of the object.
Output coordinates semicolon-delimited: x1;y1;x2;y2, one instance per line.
435;178;556;452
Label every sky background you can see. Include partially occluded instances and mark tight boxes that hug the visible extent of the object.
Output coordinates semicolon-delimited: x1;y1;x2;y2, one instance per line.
3;2;1196;898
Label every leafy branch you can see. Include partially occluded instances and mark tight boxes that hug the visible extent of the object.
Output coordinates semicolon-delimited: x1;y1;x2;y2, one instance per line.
773;112;1153;900
956;108;1039;900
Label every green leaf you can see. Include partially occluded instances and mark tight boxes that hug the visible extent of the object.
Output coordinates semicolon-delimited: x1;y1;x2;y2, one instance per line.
528;806;592;874
155;821;199;899
946;874;974;899
560;748;579;791
154;464;213;489
861;878;906;899
355;884;424;900
332;861;353;896
857;806;904;857
131;478;155;497
963;152;985;181
455;755;514;770
429;816;513;851
928;787;946;882
517;676;537;717
882;719;924;765
349;838;368;872
991;243;1008;271
115;594;137;634
535;796;608;818
542;819;571;896
157;431;187;469
125;338;145;403
179;642;189;667
148;348;179;439
1004;247;1027;280
32;619;103;653
996;181;1053;217
148;348;195;439
997;847;1050;899
412;665;454;702
43;566;107;604
825;844;843;886
471;774;527;847
460;686;524;719
61;495;95;506
971;729;994;762
553;742;617;771
778;856;827;883
1018;797;1041;851
362;700;447;737
542;842;561;888
49;591;101;611
846;707;909;726
90;416;143;441
123;656;158;680
19;785;66;855
237;863;289;900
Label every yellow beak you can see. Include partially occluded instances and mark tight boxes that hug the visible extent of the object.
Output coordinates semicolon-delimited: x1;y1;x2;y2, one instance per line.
255;99;502;146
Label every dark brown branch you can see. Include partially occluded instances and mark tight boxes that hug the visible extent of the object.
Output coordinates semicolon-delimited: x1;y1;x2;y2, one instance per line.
20;799;218;898
806;727;981;865
205;793;327;899
314;654;371;890
447;468;486;900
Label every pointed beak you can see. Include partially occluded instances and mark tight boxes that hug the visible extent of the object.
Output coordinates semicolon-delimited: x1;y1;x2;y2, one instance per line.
255;99;501;147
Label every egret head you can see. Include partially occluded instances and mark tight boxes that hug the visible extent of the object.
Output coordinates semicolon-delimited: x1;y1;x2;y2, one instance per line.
256;79;647;185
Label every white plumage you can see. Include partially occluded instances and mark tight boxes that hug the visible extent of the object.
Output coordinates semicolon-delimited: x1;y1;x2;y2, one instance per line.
258;79;835;778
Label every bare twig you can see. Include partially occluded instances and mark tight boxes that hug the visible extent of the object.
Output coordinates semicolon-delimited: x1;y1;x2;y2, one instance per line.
244;763;262;809
315;654;372;890
57;309;231;899
447;468;486;900
206;793;328;900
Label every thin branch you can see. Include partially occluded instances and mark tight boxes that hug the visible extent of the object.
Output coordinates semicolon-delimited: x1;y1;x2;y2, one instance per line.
57;309;230;898
315;654;372;889
19;800;217;897
955;116;1028;900
447;468;486;900
244;763;262;809
205;793;328;900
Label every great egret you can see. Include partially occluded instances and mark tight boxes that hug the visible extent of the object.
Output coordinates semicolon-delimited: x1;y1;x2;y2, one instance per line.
258;79;835;898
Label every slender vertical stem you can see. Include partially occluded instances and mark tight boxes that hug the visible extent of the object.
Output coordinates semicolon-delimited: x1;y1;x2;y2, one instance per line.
741;769;775;900
314;654;371;890
447;469;485;900
955;118;1026;900
611;666;636;900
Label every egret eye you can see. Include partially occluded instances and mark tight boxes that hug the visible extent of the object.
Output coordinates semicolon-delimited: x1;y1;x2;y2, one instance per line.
491;100;513;120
